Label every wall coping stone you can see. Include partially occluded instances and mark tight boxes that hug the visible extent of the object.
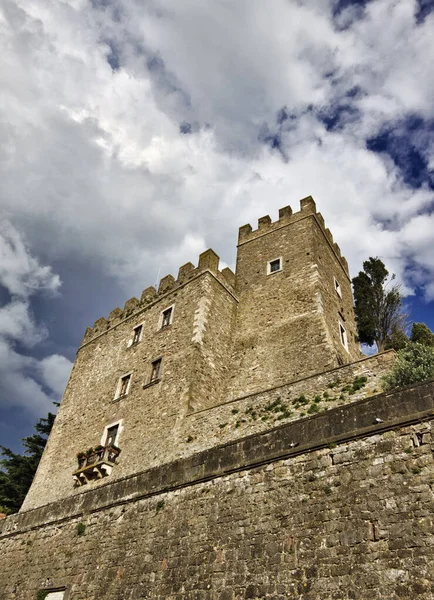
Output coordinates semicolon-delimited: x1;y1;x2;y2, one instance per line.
188;350;396;414
2;379;433;539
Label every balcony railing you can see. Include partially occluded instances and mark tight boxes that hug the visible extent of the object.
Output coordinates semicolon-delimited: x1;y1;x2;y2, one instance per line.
73;445;120;486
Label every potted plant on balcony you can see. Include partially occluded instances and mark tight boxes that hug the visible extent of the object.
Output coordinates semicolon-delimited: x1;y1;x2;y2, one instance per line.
85;447;96;465
76;451;86;469
94;444;105;461
107;444;121;463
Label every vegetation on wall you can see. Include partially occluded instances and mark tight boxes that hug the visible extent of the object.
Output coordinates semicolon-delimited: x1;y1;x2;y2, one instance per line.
0;408;56;514
352;257;406;352
382;342;434;391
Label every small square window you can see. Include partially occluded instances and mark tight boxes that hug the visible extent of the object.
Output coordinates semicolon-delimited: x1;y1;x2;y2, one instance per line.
132;324;142;345
150;358;162;383
116;374;131;399
334;277;342;298
159;305;174;330
267;257;282;275
339;322;348;351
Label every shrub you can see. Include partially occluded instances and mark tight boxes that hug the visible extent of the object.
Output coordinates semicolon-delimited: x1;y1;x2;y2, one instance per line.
76;522;86;536
382;342;434;391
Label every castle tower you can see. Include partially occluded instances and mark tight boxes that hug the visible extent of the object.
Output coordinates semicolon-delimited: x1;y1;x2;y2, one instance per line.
228;196;360;398
21;197;360;512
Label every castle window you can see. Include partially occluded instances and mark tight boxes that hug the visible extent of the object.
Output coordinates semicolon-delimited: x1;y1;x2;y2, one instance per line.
339;322;348;352
334;277;342;298
105;424;119;447
102;420;123;447
131;324;143;345
158;305;174;330
150;358;162;383
115;373;132;399
267;257;282;275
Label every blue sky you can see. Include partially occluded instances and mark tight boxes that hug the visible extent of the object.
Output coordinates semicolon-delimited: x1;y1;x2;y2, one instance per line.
0;0;433;452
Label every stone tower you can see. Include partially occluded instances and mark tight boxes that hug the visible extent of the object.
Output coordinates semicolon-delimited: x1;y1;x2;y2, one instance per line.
21;196;360;511
6;198;430;600
229;195;359;399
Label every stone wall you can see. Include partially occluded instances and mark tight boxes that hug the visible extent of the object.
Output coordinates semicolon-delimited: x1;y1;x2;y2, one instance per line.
311;210;360;367
22;267;237;512
2;381;434;599
228;198;360;401
23;197;366;512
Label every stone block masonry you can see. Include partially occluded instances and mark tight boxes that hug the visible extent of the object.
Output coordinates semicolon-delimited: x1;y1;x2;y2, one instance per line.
22;197;364;511
1;380;434;599
7;196;429;599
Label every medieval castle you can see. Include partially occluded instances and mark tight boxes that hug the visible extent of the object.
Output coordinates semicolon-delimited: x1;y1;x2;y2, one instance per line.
1;197;433;599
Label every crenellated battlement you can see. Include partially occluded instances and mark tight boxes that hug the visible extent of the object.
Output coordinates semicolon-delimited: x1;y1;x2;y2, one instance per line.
20;193;364;531
81;249;236;344
238;196;349;275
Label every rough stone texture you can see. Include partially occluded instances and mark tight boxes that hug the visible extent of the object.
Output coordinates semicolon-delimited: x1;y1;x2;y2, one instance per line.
23;198;366;511
9;197;427;599
1;381;434;599
22;268;237;511
230;199;360;399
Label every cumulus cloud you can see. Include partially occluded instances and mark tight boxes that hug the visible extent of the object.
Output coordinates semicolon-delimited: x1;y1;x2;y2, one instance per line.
0;0;432;406
0;222;72;417
0;221;61;298
39;354;73;398
0;0;432;303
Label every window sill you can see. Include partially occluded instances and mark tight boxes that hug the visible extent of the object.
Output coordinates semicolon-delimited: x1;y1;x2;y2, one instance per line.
267;269;283;276
128;341;141;348
158;324;172;333
143;378;161;390
113;393;128;402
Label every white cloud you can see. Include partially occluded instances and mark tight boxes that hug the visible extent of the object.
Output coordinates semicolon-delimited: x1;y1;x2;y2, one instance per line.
0;299;46;346
0;0;433;302
0;222;72;416
0;221;61;298
39;354;73;398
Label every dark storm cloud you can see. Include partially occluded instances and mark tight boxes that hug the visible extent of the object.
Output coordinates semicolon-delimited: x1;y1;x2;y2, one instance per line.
1;0;434;449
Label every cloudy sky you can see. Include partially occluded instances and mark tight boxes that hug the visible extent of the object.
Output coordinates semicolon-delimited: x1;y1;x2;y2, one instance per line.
1;0;433;452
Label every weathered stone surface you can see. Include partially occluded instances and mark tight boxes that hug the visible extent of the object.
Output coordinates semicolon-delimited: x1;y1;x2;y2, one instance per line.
23;198;367;512
6;197;429;599
1;382;434;599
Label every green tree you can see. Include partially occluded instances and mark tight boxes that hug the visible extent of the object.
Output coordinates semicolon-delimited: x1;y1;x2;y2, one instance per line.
385;327;409;351
352;257;406;352
0;410;56;514
382;342;434;391
411;322;434;347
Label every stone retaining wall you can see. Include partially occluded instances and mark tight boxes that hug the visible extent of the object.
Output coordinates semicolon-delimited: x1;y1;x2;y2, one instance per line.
1;380;434;599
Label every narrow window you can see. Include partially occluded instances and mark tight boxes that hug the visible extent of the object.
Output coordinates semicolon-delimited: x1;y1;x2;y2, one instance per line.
334;277;342;298
150;358;162;383
267;257;282;275
339;322;348;351
131;324;142;345
116;373;131;399
105;424;119;447
160;306;173;329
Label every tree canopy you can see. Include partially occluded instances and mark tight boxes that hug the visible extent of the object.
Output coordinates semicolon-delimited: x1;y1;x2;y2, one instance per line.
411;322;434;347
0;410;56;514
352;257;406;352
